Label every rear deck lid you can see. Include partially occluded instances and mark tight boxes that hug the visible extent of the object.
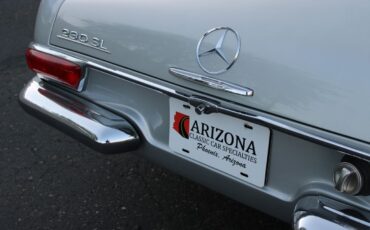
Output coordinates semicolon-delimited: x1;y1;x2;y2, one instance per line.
50;0;370;143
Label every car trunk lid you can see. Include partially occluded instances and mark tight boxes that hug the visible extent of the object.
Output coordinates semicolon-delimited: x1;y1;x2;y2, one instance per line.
50;0;370;143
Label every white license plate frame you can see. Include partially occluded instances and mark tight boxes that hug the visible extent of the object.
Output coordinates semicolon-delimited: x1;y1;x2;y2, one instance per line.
169;98;271;187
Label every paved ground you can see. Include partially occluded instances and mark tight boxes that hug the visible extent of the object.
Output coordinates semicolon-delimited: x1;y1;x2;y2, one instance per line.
0;1;289;229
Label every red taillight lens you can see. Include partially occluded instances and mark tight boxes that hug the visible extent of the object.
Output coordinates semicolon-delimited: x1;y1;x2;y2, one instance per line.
26;48;82;89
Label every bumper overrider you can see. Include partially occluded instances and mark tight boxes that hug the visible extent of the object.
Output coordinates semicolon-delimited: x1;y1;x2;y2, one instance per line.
294;196;370;230
19;44;370;229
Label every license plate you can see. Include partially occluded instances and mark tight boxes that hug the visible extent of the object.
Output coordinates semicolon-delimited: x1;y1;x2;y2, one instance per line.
169;98;270;187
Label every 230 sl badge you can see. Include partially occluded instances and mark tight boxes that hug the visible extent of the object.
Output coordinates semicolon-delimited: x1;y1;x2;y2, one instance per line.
57;28;110;54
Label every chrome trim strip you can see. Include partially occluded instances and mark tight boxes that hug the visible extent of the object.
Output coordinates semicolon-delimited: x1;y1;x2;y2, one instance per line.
169;67;253;96
57;35;111;53
29;43;370;161
19;78;140;154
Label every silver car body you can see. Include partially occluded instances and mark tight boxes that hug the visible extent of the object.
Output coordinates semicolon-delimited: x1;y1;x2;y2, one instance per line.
21;0;370;229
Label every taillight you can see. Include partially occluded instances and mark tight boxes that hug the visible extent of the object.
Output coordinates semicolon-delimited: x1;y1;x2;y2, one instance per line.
25;48;82;89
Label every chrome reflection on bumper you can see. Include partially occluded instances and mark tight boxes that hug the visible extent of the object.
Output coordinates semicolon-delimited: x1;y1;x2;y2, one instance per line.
294;196;370;230
19;78;140;154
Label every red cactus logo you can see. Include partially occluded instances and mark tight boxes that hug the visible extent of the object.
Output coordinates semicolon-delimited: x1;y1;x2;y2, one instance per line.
173;112;190;139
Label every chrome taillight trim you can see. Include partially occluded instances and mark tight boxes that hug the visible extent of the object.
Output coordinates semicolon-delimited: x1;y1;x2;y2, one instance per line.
30;43;370;161
28;46;88;92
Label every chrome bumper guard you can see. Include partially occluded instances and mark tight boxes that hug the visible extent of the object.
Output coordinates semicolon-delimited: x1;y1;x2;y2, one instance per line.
294;196;370;230
19;78;140;154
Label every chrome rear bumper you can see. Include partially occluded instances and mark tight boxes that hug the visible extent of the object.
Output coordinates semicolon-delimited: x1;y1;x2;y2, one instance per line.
19;78;140;154
20;79;370;229
294;196;370;230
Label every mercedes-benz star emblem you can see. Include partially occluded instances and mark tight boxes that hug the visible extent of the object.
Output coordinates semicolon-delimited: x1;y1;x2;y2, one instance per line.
196;27;241;75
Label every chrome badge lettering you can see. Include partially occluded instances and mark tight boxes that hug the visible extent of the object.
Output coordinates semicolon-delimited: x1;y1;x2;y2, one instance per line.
57;28;110;54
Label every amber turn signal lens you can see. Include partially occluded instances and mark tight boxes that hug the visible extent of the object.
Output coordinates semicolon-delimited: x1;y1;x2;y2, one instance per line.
25;48;82;89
